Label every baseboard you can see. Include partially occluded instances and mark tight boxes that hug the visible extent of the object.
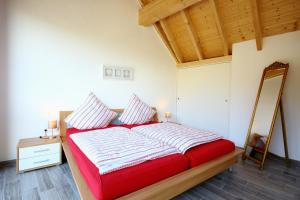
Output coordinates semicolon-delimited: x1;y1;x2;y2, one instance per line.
268;153;300;165
0;159;16;167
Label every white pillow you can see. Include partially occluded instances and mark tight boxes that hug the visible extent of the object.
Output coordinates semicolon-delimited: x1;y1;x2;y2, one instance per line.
65;93;117;129
119;94;156;125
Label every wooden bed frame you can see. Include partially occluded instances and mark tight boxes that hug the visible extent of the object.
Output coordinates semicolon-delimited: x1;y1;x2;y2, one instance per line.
59;110;243;200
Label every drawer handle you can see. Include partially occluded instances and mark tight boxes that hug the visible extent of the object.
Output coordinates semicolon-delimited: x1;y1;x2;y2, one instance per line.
34;149;50;153
34;159;50;164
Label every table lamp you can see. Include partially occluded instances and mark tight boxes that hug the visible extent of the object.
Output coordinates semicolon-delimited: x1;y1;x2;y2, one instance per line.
48;120;57;139
165;112;172;122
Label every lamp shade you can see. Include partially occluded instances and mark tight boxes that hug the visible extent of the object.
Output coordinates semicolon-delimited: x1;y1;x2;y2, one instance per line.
164;112;172;119
48;120;57;129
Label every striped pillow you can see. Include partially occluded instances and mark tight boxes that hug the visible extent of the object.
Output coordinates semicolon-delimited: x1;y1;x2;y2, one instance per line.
65;93;117;130
119;94;156;125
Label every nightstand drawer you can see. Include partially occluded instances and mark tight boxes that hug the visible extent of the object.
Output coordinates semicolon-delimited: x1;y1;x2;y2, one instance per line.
19;153;60;171
19;143;60;159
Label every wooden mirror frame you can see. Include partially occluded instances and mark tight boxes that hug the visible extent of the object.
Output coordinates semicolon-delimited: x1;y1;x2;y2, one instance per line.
242;62;289;169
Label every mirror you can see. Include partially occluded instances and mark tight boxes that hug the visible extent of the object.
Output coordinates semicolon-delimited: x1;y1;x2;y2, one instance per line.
243;62;289;169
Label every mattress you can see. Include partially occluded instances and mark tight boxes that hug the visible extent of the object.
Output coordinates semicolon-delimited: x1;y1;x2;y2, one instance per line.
66;127;189;200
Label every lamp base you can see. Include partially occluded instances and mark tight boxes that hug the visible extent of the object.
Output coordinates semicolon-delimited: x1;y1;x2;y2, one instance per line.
49;135;57;140
40;136;50;139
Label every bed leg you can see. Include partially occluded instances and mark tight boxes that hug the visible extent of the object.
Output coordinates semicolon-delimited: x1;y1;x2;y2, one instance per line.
228;166;234;173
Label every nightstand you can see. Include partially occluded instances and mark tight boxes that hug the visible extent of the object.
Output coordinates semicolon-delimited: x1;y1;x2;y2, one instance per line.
17;137;62;173
166;121;181;125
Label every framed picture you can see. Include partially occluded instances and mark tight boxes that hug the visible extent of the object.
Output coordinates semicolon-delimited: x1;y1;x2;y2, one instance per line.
115;68;122;79
103;65;114;79
123;68;134;80
103;65;134;81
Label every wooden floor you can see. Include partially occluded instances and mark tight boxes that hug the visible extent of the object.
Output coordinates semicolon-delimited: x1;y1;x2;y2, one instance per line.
0;155;299;200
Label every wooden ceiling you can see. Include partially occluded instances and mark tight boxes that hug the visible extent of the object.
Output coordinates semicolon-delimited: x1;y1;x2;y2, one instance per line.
138;0;300;67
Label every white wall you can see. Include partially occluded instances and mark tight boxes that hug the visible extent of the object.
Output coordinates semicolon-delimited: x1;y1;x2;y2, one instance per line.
177;63;231;138
229;31;300;161
1;0;177;161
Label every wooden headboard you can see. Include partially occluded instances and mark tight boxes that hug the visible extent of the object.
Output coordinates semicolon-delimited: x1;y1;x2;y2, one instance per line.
59;108;158;141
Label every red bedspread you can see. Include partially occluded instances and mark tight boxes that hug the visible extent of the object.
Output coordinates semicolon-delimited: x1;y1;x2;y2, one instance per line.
185;139;235;167
66;126;235;200
66;127;189;200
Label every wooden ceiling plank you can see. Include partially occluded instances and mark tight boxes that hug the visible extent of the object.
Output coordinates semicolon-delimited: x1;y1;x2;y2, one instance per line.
160;19;184;63
177;55;232;68
209;0;229;56
139;0;204;26
137;0;145;6
155;23;180;63
181;10;204;60
137;0;179;63
250;0;263;50
137;0;299;65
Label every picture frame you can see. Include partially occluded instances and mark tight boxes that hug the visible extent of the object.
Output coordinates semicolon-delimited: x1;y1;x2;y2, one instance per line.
103;65;134;80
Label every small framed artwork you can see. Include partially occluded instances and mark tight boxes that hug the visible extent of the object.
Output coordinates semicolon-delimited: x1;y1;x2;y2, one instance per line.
114;68;122;79
123;68;134;80
103;65;134;81
103;65;114;79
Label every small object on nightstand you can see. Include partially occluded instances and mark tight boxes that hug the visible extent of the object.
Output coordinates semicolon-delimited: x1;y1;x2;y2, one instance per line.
17;137;62;173
40;129;49;139
48;120;57;139
164;112;181;125
165;112;172;122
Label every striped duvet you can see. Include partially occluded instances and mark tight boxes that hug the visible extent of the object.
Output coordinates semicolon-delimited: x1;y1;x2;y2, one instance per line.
132;122;222;153
70;127;180;175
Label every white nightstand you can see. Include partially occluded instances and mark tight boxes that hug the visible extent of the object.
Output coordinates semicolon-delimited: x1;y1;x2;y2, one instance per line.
17;137;62;173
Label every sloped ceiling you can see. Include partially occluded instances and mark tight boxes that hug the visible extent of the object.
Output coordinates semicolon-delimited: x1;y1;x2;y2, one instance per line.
138;0;300;67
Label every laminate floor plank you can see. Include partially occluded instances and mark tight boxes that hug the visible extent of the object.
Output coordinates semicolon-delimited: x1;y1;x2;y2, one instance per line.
35;170;54;192
55;183;79;200
230;166;295;199
173;193;196;200
222;182;264;200
21;188;40;200
39;188;61;200
19;171;38;194
3;165;18;185
0;155;299;200
192;186;226;200
3;180;21;200
234;167;297;198
216;172;277;200
201;182;242;200
0;167;4;194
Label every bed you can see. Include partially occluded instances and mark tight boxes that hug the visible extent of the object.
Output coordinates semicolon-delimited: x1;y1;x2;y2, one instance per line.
60;110;243;200
67;127;189;200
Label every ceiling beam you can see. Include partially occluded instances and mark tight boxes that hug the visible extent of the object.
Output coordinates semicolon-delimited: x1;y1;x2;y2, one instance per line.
209;0;229;56
137;0;179;63
160;19;184;63
177;56;232;68
139;0;204;26
250;0;263;50
181;10;203;60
